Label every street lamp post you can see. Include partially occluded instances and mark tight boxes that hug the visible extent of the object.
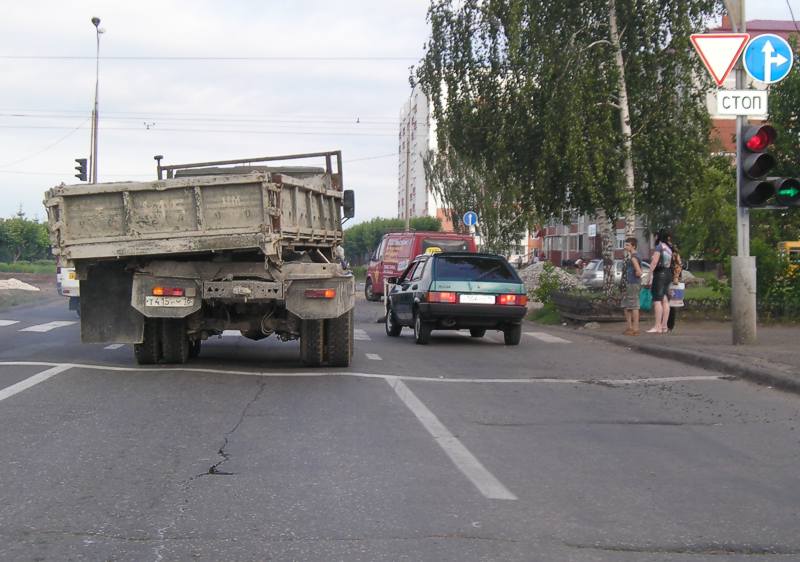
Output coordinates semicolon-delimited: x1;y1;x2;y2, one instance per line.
90;17;103;184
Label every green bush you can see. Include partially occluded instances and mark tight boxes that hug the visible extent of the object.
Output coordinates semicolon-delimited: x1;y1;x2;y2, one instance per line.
531;262;561;305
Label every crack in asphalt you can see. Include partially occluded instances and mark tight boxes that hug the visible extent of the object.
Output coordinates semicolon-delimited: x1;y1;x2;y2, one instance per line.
564;542;800;556
203;380;267;477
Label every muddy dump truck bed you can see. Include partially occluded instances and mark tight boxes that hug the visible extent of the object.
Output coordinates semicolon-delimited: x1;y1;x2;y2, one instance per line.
45;152;349;264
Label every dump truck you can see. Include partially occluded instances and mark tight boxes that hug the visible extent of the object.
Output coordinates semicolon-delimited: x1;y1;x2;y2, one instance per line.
44;151;355;366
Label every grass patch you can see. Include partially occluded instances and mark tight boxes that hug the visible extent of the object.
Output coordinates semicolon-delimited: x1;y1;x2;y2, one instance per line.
690;270;718;283
528;303;561;325
0;261;57;274
684;286;720;299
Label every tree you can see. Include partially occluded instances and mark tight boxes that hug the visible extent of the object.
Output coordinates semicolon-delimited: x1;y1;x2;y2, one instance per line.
416;0;719;281
0;213;52;263
424;149;526;254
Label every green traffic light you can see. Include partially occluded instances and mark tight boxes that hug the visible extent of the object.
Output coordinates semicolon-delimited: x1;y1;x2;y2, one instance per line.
777;187;799;198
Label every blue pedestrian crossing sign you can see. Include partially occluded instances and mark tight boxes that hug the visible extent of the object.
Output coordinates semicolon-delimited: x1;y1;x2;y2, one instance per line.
743;33;793;84
463;210;478;227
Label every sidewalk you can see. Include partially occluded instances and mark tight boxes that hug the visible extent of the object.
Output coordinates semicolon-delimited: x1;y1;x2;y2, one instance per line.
543;319;800;394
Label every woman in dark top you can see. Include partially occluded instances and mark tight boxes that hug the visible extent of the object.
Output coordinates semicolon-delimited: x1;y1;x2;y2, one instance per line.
646;229;673;334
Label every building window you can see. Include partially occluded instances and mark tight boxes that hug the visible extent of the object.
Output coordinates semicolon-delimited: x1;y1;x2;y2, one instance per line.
615;232;625;250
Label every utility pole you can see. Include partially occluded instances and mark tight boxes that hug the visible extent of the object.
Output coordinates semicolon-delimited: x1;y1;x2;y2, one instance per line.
90;17;103;184
726;0;758;344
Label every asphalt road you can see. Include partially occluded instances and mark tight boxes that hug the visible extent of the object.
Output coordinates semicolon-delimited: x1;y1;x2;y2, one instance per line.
1;295;799;561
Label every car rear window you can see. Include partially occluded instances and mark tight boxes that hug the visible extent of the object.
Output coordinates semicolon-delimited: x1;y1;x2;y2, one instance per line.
421;238;471;253
434;256;517;281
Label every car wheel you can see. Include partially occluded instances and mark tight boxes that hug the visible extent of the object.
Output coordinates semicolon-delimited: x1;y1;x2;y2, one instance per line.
414;313;431;345
469;328;486;338
385;307;402;337
365;279;376;301
503;324;522;346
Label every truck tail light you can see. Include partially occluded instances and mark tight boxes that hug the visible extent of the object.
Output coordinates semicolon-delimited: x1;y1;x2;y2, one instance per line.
497;294;528;306
427;291;457;303
305;288;336;299
152;287;185;297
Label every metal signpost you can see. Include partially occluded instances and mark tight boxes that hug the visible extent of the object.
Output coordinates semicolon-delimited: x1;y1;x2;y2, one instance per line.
695;1;795;344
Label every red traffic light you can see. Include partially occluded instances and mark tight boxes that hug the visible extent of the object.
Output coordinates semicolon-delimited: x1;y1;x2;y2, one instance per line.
743;125;776;152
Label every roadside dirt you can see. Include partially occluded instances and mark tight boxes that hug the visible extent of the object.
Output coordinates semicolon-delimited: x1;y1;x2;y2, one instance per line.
0;272;62;311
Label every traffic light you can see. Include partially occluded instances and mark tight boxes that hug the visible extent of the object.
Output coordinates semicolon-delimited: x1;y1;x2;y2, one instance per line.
739;125;800;207
74;158;88;182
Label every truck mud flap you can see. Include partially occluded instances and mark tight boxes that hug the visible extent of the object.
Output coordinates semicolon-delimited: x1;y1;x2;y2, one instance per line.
81;262;144;344
285;277;355;320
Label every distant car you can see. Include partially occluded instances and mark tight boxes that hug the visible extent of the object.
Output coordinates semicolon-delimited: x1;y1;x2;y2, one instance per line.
581;258;651;289
384;252;528;345
56;259;80;316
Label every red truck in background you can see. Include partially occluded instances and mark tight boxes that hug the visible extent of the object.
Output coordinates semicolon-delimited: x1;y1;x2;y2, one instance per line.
364;231;477;301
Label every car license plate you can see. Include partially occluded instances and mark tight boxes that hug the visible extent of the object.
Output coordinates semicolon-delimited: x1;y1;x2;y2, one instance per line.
145;296;194;307
459;294;495;304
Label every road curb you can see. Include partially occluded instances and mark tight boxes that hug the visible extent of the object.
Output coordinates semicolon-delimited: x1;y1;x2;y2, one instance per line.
529;321;800;395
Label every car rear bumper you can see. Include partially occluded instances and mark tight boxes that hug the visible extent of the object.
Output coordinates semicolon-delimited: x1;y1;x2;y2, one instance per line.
418;303;526;329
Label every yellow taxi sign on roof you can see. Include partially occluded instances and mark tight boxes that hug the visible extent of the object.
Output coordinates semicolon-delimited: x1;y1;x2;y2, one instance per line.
424;246;443;255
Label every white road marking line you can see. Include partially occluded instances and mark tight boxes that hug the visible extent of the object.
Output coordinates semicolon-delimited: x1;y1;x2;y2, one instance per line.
0;364;74;402
0;320;20;327
525;331;571;344
19;321;77;333
221;330;241;337
387;376;517;501
365;353;382;361
0;362;727;386
354;329;371;341
104;344;125;350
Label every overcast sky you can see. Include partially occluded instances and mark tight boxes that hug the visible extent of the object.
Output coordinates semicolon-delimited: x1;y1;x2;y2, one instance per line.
1;0;797;223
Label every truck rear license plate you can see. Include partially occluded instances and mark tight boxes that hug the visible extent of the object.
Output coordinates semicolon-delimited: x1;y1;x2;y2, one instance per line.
145;296;194;307
459;294;495;304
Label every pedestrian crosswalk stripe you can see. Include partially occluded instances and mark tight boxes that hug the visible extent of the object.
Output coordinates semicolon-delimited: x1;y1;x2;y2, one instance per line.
104;344;125;350
525;332;571;344
20;321;77;333
221;330;241;337
365;353;382;360
354;329;371;341
0;320;20;327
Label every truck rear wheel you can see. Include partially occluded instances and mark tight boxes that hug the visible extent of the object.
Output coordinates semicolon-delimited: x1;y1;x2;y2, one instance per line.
300;319;325;367
325;309;354;367
162;318;190;364
134;318;161;365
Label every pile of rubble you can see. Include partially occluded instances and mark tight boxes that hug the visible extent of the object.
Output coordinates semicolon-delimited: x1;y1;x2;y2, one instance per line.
0;278;40;291
517;262;582;293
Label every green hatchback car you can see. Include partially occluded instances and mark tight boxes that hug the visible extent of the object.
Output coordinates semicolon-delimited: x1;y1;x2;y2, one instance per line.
384;252;528;345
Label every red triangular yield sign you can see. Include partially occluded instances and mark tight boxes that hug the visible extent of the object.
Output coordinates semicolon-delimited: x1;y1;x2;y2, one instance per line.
690;33;750;86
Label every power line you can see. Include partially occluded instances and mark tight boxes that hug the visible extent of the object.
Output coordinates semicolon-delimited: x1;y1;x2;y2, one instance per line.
0;55;418;62
786;0;800;35
0;112;400;127
0;124;398;137
0;118;90;169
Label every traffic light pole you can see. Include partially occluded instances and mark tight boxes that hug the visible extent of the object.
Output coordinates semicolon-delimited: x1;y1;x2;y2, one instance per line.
730;1;758;344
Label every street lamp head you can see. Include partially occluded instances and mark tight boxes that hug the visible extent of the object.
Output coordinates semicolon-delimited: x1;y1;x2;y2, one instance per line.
91;17;101;28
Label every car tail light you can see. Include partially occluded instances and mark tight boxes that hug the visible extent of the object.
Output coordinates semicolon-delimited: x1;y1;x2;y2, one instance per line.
427;291;457;303
305;288;336;299
497;294;528;306
152;287;185;297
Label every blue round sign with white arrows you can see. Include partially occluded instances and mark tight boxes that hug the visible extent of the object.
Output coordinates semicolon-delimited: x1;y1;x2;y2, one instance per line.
743;33;793;84
463;210;478;227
